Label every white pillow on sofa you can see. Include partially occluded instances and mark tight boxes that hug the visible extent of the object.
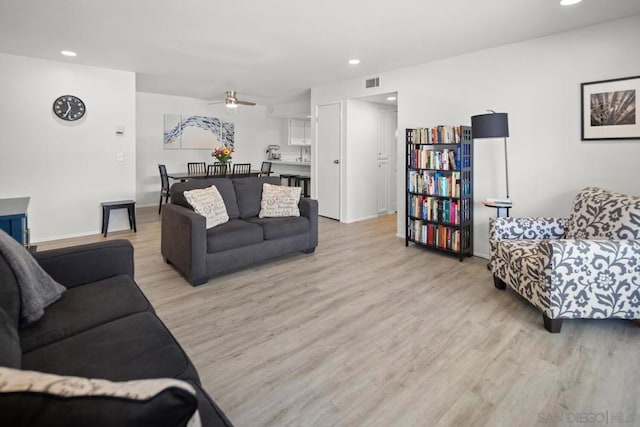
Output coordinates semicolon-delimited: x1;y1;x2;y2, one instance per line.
183;185;229;229
259;183;301;218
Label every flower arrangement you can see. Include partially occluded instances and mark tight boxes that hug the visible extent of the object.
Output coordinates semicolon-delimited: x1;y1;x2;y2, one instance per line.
212;146;234;164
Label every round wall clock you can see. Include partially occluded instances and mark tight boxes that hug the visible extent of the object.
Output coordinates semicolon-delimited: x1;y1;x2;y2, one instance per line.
53;95;86;121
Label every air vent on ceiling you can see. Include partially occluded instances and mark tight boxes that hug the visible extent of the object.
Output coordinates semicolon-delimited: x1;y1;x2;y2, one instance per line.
365;77;380;88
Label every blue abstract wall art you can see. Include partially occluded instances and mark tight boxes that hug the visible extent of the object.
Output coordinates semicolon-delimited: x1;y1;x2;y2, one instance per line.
163;114;234;150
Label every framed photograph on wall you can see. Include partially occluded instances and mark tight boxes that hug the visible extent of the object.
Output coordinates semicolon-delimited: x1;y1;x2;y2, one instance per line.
581;75;640;141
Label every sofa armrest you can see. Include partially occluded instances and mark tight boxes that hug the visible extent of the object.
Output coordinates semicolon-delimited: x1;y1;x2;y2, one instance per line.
539;239;640;319
299;198;318;250
490;217;567;241
33;240;134;288
161;204;207;285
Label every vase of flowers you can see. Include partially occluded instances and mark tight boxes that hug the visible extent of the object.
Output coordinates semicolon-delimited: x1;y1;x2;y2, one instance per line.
212;146;234;165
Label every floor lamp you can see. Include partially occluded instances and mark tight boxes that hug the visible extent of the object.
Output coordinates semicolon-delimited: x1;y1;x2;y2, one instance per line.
471;111;510;200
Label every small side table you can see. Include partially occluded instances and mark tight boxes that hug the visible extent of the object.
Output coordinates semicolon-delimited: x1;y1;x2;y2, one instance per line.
482;200;512;218
483;200;512;270
101;200;137;237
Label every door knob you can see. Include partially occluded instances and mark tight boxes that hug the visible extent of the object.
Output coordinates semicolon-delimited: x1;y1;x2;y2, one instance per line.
333;160;340;164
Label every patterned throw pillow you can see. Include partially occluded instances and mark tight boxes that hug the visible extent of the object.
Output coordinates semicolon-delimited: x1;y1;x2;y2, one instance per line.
0;367;201;427
565;187;640;240
259;183;301;218
183;185;229;229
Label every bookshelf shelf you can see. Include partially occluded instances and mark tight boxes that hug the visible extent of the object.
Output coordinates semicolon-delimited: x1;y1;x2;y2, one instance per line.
405;126;473;261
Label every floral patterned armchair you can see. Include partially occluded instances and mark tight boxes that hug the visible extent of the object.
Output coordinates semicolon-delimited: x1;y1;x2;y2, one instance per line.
490;187;640;333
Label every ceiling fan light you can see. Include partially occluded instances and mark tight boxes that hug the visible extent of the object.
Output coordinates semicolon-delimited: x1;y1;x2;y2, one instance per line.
226;101;238;108
560;0;582;5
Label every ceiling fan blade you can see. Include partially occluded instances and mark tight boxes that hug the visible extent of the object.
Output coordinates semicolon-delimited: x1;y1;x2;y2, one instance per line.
207;100;225;105
236;100;256;106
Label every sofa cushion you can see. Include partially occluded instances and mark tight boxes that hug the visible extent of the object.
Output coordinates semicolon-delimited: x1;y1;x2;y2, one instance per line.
22;312;199;384
259;183;301;218
245;216;310;240
183;185;230;229
494;239;543;306
233;176;281;219
0;253;20;328
0;307;21;368
0;367;199;427
19;275;151;353
171;178;240;219
565;187;640;240
206;219;263;253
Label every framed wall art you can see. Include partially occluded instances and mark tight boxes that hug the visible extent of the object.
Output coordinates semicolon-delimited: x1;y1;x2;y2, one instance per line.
581;75;640;141
163;114;235;150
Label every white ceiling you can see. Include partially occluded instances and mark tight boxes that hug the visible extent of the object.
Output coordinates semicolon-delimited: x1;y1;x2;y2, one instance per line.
1;0;639;104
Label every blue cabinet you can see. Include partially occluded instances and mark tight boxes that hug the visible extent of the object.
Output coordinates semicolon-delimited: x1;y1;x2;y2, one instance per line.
0;197;30;245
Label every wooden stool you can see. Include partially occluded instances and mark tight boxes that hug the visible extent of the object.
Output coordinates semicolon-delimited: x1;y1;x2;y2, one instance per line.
101;200;137;237
279;174;299;187
297;176;311;197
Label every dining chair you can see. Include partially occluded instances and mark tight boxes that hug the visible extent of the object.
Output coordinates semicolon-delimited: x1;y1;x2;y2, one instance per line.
259;161;273;176
207;163;228;177
158;164;170;214
187;162;206;174
232;163;252;178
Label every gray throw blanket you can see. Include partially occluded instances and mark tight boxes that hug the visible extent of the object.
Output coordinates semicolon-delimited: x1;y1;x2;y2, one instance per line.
0;230;66;326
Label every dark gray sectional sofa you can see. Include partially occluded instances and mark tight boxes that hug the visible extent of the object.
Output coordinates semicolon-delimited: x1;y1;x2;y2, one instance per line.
161;176;318;286
0;239;231;426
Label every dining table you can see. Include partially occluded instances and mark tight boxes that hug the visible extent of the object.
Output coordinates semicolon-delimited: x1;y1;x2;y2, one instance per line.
167;170;262;181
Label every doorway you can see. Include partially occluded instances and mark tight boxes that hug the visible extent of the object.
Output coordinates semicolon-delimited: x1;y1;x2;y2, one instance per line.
348;92;398;220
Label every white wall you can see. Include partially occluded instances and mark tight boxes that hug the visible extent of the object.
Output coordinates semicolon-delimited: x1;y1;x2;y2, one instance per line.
311;15;640;258
136;92;285;206
0;53;136;242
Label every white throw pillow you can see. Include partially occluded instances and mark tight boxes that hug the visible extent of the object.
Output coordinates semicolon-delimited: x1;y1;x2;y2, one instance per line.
183;185;229;229
259;183;301;218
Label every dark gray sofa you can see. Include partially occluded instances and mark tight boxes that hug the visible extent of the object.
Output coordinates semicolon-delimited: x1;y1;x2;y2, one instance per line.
0;239;232;426
161;176;318;286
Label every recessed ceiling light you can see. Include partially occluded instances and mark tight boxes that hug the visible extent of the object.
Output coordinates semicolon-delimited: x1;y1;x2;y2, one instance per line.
348;59;360;65
60;50;77;57
387;96;397;101
560;0;582;6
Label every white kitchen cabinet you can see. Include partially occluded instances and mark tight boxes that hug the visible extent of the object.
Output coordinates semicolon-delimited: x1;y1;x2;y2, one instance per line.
288;118;311;146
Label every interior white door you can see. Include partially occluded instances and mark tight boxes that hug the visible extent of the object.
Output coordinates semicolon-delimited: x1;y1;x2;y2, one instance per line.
316;102;341;220
377;160;389;213
377;109;390;159
389;111;398;212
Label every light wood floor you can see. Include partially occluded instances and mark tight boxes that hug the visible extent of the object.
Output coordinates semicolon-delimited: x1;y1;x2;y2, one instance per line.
38;208;640;427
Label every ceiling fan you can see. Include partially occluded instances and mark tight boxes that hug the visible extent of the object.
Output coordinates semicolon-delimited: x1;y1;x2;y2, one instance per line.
209;90;256;108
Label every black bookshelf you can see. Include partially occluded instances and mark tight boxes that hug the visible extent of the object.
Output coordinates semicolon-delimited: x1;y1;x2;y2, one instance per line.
405;126;473;261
